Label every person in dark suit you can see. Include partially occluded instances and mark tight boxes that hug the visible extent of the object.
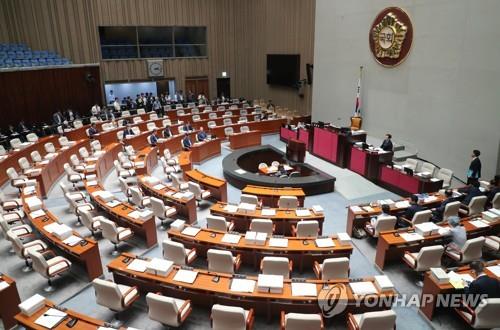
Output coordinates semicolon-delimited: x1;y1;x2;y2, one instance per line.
467;150;482;185
148;129;159;147
122;124;134;139
53;111;64;125
197;127;208;142
459;180;484;205
88;123;99;138
486;175;500;206
182;133;192;150
163;125;173;138
432;190;456;222
182;121;193;133
380;133;393;152
398;195;424;228
464;261;500;308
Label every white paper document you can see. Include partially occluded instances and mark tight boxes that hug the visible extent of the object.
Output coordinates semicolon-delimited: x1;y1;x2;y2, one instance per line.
173;269;198;284
315;238;335;248
470;220;489;228
126;259;149;273
30;209;46;218
395;201;410;208
86;180;98;187
362;206;374;213
269;238;288;247
153;184;166;190
230;279;256;293
400;233;424;242
34;308;67;329
173;192;185;199
349;281;378;295
291;282;317;297
221;233;241;244
261;209;276;216
238;202;257;211
63;235;82;247
295;209;311;217
43;222;60;234
224;204;239;213
486;265;500;277
235;169;246;174
106;200;121;208
0;281;10;291
350;206;363;212
182;226;201;237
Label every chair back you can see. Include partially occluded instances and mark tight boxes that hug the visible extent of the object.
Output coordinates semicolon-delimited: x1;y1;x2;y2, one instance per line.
163;119;171;127
278;196;298;209
59;182;71;194
411;210;432;225
171;174;183;189
146;293;180;327
208;121;216;128
436;168;453;187
58;137;70;146
468;196;487;215
493;192;500;209
10;138;21;149
6;230;25;257
443;201;461;220
79;209;96;231
79;147;89;158
18;157;30;170
207;215;229;232
240;194;259;205
188;182;203;199
73;120;83;128
147;122;156;131
118;177;130;195
91;140;102;151
0;145;6;156
358;310;397;330
223;118;232;126
208;249;235;273
415;245;444;271
92;278;124;311
209;112;217;119
26;133;38;142
162;239;188;265
262;256;290;278
31;151;42;163
461;236;485;263
404;158;420;171
7;167;19;180
63;163;75;175
322;257;349;280
192;115;201;122
29;250;50;278
238;117;247;123
284;313;323;330
125;145;135;157
191;108;199;114
149;113;158;120
150;197;166;218
129;187;144;207
122;111;130;117
296;220;319;238
224;127;234;136
240;109;247;116
474;298;500;328
45;142;56;153
211;304;246;330
421;162;436;176
240;126;250;133
374;216;397;237
100;218;119;243
350;116;362;130
250;219;273;235
131;126;141;135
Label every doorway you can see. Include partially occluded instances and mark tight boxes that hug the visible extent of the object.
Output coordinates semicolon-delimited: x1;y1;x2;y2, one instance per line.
185;77;209;99
216;78;231;99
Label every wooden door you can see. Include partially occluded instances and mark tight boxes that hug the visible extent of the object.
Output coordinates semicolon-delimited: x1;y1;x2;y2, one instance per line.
185;77;209;98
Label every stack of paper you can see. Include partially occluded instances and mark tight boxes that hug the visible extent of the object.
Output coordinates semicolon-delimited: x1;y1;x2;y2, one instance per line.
146;258;173;277
126;259;149;272
230;279;256;293
238;202;257;212
395;201;410;208
30;209;46;219
315;238;335;248
19;294;46;316
438;227;451;236
269;238;288;248
430;268;449;284
106;200;121;208
261;209;276;216
350;206;363;212
183;191;194;199
0;281;10;291
337;233;352;245
221;233;241;244
51;224;72;240
224;204;239;213
92;190;114;202
349;282;378;295
63;235;82;247
170;219;185;232
362;206;374;212
291;282;317;297
86;180;98;186
173;269;198;284
312;205;324;214
257;274;283;293
25;196;43;211
469;219;489;228
182;226;201;237
43;223;60;234
165;190;175;196
235;169;246;174
400;232;424;242
143;176;160;184
415;222;440;236
486;265;500;277
295;209;311;217
173;192;184;199
374;275;394;292
34;308;67;328
153;183;166;190
423;196;438;203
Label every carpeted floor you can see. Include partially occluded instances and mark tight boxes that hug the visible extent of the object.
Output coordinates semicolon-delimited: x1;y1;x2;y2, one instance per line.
1;134;474;329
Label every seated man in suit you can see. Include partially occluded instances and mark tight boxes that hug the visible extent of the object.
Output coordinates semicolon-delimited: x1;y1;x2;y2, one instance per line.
380;133;393;152
163;125;173;138
182;121;193;133
370;204;391;228
53;111;64;125
122;124;135;139
458;180;484;205
397;194;424;228
197;126;208;142
182;133;192;150
431;189;456;222
148;129;159;147
463;261;500;308
487;175;500;205
88;123;99;138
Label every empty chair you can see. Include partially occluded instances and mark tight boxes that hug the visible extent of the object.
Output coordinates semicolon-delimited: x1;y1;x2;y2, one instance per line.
454;298;500;329
223;118;232;126
130;187;151;209
146;292;192;327
149;113;158;120
484;236;499;253
0;216;31;239
460;196;487;216
92;278;139;316
162;118;172;127
191;107;199;114
442;201;461;221
492;192;500;209
0;145;6;157
207;215;234;232
192;114;201;121
445;236;485;264
204;106;212;112
224;127;234;136
59;182;86;203
364;216;397;237
79;147;91;160
131;126;141;135
80;209;105;236
435;168;453;188
118;177;135;203
150;197;177;229
133;116;143;124
100;218;133;255
176;109;185;115
280;312;324;330
258;163;268;170
171;174;188;190
162;239;196;265
420;162;436;176
147;122;157;131
10;138;22;149
313;257;349;280
125;145;136;159
122;110;131;117
278;196;298;209
240;126;250;133
59;136;75;147
240;194;259;206
160;158;177;178
347;310;397;330
224;111;233;117
403;158;420;171
188;181;211;205
44;142;57;155
70;154;86;172
211;304;254;330
90;140;104;156
26;133;38;142
114;160;135;179
209;112;217;119
400;209;432;226
208;120;217;128
64;163;85;187
0;191;21;211
249;219;273;235
6;167;36;191
238;116;247;123
261;256;292;278
6;230;47;272
240;109;248;116
403;245;444;271
18;157;32;173
207;249;241;274
30;250;71;292
137;108;146;115
73;120;83;128
292;220;319;238
30;150;42;163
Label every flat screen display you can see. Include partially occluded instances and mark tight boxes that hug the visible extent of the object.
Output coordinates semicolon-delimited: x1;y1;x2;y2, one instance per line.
266;54;300;87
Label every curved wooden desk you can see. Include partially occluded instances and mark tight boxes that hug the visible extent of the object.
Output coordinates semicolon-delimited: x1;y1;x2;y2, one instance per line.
133;146;158;176
209;118;287;138
184;169;227;202
0;274;21;329
178;151;193;172
189;138;222;163
210;202;325;235
241;185;305;208
21;187;103;280
109;253;395;320
228;130;262;150
138;175;197;223
167;226;353;271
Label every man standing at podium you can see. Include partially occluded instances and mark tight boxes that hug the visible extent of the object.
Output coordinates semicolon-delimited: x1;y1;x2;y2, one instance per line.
380;133;393;152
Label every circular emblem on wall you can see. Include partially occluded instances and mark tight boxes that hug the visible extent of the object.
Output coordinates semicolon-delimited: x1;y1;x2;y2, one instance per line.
369;7;413;67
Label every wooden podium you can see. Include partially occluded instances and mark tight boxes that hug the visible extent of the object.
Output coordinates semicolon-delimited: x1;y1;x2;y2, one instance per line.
286;138;306;163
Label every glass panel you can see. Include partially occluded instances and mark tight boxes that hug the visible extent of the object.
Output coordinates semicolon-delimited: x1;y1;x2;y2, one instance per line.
174;45;207;57
138;26;173;44
139;45;174;58
99;27;137;45
101;46;138;59
174;27;206;45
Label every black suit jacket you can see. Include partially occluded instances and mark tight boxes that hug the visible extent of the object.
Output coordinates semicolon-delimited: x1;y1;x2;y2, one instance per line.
465;275;500;308
468;157;482;179
163;128;172;138
400;204;424;227
123;129;134;139
461;186;484;205
487;187;499;204
380;139;393;152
